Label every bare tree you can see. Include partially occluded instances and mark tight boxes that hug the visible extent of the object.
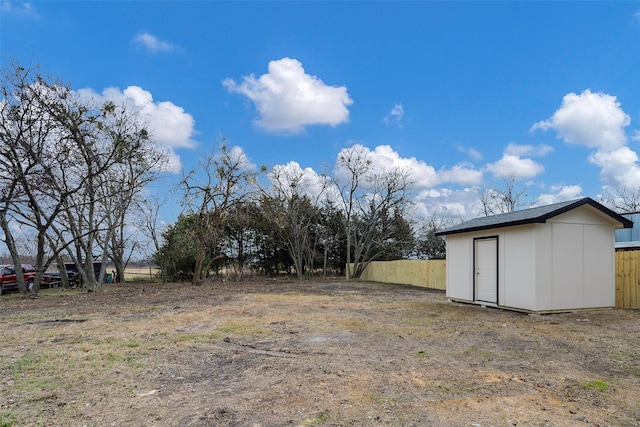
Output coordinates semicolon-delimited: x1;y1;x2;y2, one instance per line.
45;95;165;290
140;195;168;283
265;164;327;279
602;187;640;213
0;62;67;295
179;143;260;285
332;145;414;279
477;172;529;216
0;62;168;293
94;108;168;286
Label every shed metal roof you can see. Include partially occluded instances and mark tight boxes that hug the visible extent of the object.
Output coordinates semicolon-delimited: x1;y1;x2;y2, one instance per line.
435;197;633;237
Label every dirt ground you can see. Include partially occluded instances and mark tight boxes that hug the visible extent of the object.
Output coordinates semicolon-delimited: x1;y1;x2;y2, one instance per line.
1;278;639;427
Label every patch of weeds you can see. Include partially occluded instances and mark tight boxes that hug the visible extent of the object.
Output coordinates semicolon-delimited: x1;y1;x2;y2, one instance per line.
104;352;121;363
437;383;461;394
505;350;534;361
171;331;222;344
126;341;140;348
463;346;492;358
0;410;16;427
3;354;37;375
25;391;58;403
364;392;382;403
125;355;145;370
438;384;451;392
220;322;271;336
364;392;396;405
612;350;637;361
416;350;427;359
302;413;329;426
582;380;609;392
337;317;367;330
2;353;64;394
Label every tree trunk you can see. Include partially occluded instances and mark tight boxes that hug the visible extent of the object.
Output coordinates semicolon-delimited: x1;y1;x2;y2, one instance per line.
0;210;27;295
192;241;206;285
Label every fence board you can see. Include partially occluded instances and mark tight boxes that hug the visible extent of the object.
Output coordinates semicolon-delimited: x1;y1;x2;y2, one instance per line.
356;254;637;308
616;250;640;309
355;260;446;290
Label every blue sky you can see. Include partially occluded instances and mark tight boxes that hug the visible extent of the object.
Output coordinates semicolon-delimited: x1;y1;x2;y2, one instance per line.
3;1;640;226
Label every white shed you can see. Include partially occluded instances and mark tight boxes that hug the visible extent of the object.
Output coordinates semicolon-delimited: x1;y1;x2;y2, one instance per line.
435;198;632;313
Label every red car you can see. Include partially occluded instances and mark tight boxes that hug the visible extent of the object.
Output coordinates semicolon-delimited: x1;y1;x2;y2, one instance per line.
0;264;36;295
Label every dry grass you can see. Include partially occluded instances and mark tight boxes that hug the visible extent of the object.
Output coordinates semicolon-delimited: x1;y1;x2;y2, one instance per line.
122;266;159;282
1;279;639;426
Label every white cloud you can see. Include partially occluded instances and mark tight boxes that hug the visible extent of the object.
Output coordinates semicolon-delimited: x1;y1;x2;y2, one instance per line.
222;58;353;134
457;145;483;162
228;145;257;171
269;161;329;202
486;154;544;179
131;32;176;53
438;163;483;186
77;85;196;149
334;144;485;192
483;143;551;180
504;143;554;157
535;185;583;206
531;89;629;150
588;146;640;188
74;86;197;173
335;144;483;193
413;187;479;221
383;103;404;127
334;144;440;189
533;89;640;188
1;1;39;17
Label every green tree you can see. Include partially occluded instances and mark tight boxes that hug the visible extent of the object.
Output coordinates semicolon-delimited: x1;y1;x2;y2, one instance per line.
223;201;261;278
155;214;198;282
414;214;448;260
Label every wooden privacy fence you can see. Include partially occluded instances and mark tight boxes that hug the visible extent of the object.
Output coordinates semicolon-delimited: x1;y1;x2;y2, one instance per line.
359;255;639;309
616;250;640;309
355;260;446;291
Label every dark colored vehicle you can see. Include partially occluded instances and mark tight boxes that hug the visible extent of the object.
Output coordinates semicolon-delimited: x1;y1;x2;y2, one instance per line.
28;271;62;292
64;262;104;287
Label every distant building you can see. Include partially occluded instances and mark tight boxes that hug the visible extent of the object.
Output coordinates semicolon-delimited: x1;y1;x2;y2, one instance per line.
615;212;640;250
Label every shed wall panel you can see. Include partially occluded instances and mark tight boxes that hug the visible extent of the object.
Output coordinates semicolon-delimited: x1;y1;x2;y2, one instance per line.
551;222;584;310
502;226;535;310
445;235;473;301
584;224;615;307
534;223;553;311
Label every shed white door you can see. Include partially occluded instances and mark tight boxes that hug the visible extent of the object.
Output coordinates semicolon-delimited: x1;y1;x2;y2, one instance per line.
475;237;498;304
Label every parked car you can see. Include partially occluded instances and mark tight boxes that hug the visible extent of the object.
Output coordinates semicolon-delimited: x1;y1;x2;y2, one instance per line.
0;264;62;294
0;264;35;295
27;271;62;292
